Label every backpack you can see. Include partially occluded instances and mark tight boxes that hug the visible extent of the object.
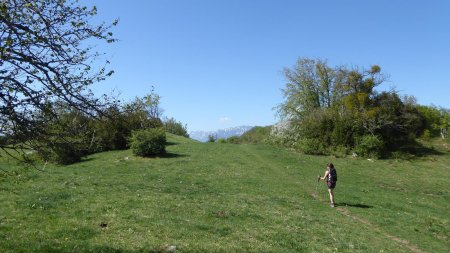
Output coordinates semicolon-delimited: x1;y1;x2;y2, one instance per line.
328;167;337;182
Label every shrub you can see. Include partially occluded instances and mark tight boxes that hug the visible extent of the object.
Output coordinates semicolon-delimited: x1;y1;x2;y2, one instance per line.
421;129;431;140
36;139;87;165
226;136;240;144
354;135;384;158
207;134;216;143
331;145;349;158
217;138;227;144
163;117;189;137
297;138;328;155
130;128;166;157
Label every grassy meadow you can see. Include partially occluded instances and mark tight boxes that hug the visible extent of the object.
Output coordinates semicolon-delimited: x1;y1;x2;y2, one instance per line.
0;134;449;252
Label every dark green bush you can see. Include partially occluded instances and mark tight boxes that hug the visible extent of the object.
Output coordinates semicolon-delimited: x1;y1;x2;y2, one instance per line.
297;138;328;155
49;143;85;165
226;136;240;144
354;135;384;158
130;128;166;157
217;138;227;144
207;134;216;143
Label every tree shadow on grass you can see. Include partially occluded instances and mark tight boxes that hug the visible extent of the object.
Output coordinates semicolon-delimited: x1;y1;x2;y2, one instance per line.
159;152;188;158
141;152;188;159
384;141;444;160
337;203;373;208
397;144;443;157
166;141;178;146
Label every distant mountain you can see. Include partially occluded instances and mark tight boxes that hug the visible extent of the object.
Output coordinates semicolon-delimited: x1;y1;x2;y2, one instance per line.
190;126;254;142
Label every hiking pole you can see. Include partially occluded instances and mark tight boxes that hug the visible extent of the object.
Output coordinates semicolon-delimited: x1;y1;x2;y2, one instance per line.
314;175;320;198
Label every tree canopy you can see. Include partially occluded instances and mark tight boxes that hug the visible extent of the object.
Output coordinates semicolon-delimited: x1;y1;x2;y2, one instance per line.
276;57;444;157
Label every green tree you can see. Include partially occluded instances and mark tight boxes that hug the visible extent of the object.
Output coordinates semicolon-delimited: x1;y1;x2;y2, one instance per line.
279;58;337;119
276;57;423;157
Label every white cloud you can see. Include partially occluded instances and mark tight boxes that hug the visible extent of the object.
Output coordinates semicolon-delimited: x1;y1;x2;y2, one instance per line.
219;117;232;123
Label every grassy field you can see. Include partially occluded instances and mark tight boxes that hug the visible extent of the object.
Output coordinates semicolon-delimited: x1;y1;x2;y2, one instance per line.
0;134;449;252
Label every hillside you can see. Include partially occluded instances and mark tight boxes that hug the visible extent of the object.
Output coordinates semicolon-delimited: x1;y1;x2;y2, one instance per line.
0;134;449;252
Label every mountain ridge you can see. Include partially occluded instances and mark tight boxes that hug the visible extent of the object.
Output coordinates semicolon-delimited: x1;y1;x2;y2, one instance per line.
189;126;254;142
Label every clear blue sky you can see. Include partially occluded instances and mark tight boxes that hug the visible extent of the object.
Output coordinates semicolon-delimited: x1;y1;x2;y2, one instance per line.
85;0;450;131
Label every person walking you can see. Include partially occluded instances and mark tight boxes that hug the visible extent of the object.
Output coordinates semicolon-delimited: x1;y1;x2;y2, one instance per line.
319;163;337;207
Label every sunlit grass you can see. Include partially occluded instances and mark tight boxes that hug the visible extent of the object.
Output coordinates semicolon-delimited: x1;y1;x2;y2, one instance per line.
0;134;448;252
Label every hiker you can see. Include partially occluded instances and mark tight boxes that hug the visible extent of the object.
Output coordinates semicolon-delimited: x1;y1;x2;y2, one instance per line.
319;163;337;207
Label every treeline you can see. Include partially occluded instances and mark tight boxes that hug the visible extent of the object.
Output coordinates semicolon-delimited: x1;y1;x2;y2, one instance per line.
1;91;188;164
272;58;450;158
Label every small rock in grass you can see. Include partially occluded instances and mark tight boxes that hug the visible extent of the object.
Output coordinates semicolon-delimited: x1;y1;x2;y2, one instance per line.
165;245;176;252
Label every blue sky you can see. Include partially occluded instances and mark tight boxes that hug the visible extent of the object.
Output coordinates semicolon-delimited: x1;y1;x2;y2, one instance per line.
85;0;450;131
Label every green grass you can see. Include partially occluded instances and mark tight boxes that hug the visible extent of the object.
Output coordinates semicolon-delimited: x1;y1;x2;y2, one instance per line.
0;134;449;252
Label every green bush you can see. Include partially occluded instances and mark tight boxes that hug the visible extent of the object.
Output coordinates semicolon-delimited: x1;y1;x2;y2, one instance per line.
331;145;349;158
36;140;87;165
354;135;384;158
130;128;166;157
226;136;240;144
163;117;189;137
217;138;227;144
297;138;328;155
207;134;216;143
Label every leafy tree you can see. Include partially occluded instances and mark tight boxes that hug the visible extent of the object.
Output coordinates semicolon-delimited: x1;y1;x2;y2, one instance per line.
276;57;425;157
417;105;450;140
279;58;337;119
0;0;117;158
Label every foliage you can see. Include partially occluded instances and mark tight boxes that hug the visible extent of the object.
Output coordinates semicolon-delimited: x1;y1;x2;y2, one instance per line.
354;135;384;158
207;134;216;143
236;126;271;144
225;136;240;144
33;105;92;164
163;117;189;137
130;128;166;157
0;0;117;159
268;121;301;148
296;138;328;155
416;105;450;139
276;57;429;157
217;138;227;144
29;89;168;163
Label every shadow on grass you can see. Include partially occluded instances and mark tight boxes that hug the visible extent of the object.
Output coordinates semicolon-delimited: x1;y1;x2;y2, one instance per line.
79;157;95;163
384;141;444;160
141;152;188;159
397;144;443;157
166;141;178;146
159;152;187;158
337;203;373;208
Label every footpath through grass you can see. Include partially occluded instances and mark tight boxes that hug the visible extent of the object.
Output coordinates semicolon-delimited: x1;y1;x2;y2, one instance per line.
0;134;449;252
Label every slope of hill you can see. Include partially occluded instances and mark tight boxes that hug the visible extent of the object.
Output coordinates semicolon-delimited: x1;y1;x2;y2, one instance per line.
234;125;272;144
0;135;448;252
